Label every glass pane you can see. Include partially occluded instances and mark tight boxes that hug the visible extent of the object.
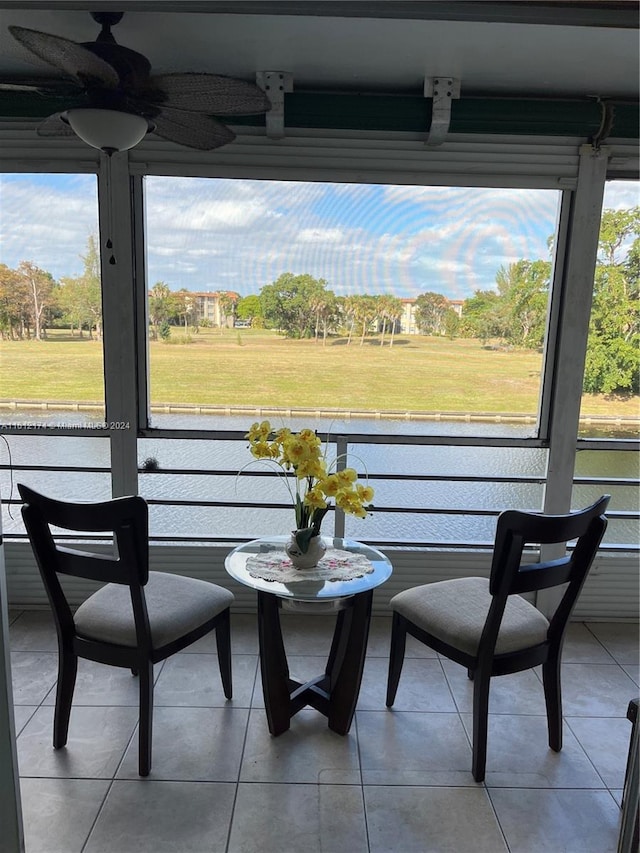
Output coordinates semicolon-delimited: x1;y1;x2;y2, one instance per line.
144;177;560;437
573;449;639;550
579;180;639;439
0;173;104;426
1;435;111;536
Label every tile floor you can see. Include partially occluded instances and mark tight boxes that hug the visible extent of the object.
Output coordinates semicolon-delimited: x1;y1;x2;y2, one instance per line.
8;609;639;853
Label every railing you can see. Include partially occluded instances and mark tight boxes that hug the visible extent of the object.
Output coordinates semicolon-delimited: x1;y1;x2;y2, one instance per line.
2;429;637;553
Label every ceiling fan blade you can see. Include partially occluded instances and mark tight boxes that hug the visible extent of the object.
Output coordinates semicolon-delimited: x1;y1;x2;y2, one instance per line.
146;73;271;115
9;25;119;89
36;112;77;138
0;77;81;95
150;108;236;150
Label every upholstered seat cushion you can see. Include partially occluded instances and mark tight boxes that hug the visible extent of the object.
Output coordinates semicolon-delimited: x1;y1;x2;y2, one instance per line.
74;571;234;649
390;576;549;657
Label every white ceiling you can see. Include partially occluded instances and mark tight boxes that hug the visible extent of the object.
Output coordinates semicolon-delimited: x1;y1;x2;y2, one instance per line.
0;3;637;101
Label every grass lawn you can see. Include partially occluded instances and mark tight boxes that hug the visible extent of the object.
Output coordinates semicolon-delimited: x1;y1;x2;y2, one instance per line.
1;327;638;419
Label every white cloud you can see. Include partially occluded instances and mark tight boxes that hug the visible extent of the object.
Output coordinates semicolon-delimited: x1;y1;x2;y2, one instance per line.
297;228;345;244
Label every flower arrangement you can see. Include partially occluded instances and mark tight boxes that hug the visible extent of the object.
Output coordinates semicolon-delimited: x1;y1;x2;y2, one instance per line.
244;420;375;554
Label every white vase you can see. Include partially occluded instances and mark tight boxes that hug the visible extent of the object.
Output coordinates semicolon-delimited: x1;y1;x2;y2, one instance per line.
285;531;327;569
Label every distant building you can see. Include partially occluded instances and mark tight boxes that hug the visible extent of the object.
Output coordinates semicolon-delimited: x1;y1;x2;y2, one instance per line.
191;291;239;327
399;296;464;334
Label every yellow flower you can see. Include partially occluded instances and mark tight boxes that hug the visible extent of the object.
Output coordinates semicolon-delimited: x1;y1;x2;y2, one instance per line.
318;473;340;497
337;489;368;518
304;487;327;510
357;484;374;504
336;467;357;485
250;440;273;459
246;420;272;443
297;458;327;480
283;435;311;466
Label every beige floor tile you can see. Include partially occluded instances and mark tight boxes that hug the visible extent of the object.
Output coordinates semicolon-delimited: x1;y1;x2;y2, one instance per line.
365;785;508;852
84;780;236;853
117;705;249;781
460;713;605;787
566;715;633;788
18;705;138;779
153;652;258;707
359;655;456;712
559;662;637;716
489;787;622;853
21;777;110;853
9;610;58;652
40;657;164;707
586;622;639;665
357;710;476;786
229;782;368;853
12;704;37;735
563;622;618;663
10;651;58;705
441;658;548;715
240;708;360;784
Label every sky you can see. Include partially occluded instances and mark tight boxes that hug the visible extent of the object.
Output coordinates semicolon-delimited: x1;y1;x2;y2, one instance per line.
0;173;637;300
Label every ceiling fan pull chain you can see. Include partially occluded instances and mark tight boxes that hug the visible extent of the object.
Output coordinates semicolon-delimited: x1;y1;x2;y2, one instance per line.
104;151;116;265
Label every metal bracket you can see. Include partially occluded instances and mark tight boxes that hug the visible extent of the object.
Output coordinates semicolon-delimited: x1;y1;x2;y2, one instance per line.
424;77;460;147
256;71;293;140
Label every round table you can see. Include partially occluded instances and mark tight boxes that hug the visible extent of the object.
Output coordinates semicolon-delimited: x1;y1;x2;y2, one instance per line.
225;536;392;736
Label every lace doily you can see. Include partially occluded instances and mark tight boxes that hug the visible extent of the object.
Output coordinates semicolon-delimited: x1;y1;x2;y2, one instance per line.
245;548;374;583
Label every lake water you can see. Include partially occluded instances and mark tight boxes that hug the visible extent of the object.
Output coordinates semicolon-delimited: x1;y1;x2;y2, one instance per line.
1;411;637;547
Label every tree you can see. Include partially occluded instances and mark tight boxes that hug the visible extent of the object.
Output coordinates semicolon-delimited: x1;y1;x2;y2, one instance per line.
236;294;262;325
340;295;359;345
351;294;377;345
259;273;328;338
148;281;172;340
55;235;103;339
18;260;57;340
495;259;550;348
172;289;195;331
415;292;450;335
461;290;506;344
218;292;237;329
583;207;640;395
0;263;29;339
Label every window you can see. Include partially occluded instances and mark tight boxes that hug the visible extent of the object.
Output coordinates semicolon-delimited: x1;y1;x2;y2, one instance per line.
579;179;639;439
0;173;104;426
143;177;560;438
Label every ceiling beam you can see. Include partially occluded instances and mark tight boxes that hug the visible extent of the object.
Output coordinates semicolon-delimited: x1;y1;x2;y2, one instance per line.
0;1;637;29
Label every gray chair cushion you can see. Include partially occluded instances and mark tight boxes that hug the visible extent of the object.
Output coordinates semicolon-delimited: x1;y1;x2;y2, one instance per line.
390;576;549;657
74;571;234;649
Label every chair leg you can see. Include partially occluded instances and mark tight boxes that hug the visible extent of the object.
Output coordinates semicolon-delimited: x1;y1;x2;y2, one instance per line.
138;661;154;777
386;612;407;707
471;670;491;783
543;651;563;752
53;647;77;749
215;609;233;700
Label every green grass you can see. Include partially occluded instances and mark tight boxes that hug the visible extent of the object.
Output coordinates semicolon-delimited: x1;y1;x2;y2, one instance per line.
1;327;638;419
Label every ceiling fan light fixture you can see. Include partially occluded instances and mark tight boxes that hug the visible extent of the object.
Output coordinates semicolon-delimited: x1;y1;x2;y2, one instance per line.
64;108;149;152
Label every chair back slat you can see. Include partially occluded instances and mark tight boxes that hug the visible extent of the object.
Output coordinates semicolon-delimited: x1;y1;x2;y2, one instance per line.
489;495;610;598
19;484;148;588
55;545;131;585
477;496;610;661
19;484;153;654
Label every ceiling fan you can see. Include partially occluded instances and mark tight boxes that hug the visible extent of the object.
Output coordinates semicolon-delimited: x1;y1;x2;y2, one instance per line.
6;11;272;151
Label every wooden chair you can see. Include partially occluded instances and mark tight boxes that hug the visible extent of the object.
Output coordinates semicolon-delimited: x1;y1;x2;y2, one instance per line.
18;484;234;776
386;496;610;783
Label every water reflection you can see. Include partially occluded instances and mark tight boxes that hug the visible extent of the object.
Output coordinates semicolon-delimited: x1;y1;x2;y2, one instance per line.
1;412;636;547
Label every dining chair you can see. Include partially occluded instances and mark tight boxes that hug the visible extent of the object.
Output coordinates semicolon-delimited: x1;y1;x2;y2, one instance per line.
18;484;234;776
386;496;610;782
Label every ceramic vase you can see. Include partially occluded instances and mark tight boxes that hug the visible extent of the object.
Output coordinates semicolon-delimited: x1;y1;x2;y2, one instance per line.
285;531;327;569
